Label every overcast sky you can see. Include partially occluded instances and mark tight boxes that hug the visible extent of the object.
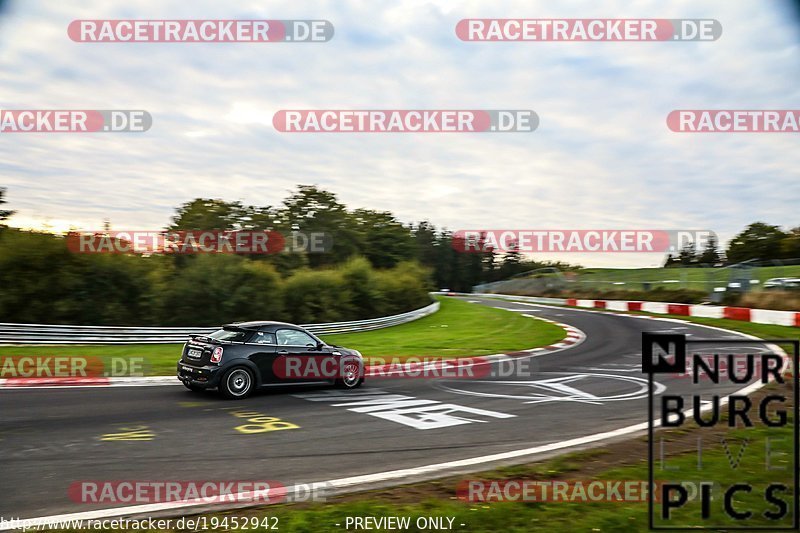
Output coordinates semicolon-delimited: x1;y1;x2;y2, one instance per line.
0;0;798;267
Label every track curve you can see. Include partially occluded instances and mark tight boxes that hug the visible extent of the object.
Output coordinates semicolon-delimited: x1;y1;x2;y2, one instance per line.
0;296;776;521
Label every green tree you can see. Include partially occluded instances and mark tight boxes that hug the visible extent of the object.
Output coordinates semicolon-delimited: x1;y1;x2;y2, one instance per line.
169;198;247;230
277;185;361;267
0;230;152;325
726;222;787;263
351;209;414;268
237;205;277;230
499;240;523;279
158;254;285;325
412;221;439;267
340;257;385;318
779;226;800;260
678;242;697;266
0;187;15;228
282;268;353;324
698;234;722;265
374;261;433;311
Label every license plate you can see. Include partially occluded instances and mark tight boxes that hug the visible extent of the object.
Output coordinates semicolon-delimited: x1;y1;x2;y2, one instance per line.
187;349;202;359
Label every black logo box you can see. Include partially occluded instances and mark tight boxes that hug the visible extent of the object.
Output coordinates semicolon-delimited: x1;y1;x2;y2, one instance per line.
643;333;799;530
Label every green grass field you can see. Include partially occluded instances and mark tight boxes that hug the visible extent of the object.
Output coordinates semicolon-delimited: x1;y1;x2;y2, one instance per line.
326;297;565;362
0;297;566;375
572;264;800;292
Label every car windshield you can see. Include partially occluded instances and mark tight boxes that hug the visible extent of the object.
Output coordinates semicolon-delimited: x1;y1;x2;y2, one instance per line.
207;328;250;342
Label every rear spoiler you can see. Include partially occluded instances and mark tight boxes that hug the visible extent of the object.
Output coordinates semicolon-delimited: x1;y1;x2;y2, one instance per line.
188;325;254;344
221;324;257;331
188;334;217;344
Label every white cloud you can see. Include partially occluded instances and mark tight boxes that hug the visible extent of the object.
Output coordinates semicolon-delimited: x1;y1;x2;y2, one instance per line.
1;0;798;267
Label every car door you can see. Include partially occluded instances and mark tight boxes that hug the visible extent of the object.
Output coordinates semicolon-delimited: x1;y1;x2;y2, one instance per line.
274;328;332;383
246;330;279;383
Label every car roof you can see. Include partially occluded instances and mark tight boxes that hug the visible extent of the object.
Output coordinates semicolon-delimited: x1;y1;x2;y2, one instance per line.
224;321;304;330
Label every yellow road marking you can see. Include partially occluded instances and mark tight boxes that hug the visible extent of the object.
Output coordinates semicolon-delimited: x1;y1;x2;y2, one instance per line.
100;425;155;441
230;410;299;434
178;401;207;408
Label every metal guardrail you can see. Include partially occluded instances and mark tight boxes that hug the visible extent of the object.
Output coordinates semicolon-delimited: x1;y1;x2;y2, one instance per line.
0;301;440;345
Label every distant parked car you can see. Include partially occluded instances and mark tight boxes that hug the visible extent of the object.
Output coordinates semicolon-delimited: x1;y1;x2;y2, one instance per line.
177;321;364;399
763;277;800;290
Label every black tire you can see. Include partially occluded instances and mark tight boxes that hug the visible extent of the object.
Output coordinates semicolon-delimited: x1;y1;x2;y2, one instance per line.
183;382;205;393
335;359;364;389
218;367;255;399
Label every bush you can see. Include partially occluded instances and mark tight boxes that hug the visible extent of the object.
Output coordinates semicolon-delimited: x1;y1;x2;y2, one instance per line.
283;268;353;324
340;257;385;319
158;254;285;326
282;258;433;323
0;231;433;326
0;230;153;324
375;261;433;312
737;290;800;311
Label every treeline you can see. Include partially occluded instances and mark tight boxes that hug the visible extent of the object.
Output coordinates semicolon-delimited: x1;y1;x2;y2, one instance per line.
665;223;800;267
0;228;431;325
0;183;580;327
0;186;441;325
160;186;575;289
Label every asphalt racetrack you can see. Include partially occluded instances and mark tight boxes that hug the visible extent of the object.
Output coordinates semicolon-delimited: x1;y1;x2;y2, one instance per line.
0;296;776;521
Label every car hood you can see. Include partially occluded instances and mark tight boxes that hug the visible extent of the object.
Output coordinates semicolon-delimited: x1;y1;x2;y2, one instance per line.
330;345;361;357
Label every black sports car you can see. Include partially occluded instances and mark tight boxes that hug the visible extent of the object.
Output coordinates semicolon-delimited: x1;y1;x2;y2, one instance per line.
177;321;364;399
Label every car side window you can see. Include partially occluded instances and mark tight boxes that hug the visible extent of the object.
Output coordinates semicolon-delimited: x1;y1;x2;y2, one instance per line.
276;329;316;347
251;331;276;345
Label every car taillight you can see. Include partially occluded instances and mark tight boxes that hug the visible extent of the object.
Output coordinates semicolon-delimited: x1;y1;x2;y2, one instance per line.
210;347;223;363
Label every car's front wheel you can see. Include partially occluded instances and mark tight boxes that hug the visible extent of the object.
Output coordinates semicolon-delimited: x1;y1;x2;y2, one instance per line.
335;359;363;389
219;367;255;399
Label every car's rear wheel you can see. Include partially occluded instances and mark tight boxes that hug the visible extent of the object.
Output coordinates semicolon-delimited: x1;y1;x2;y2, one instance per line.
335;359;363;389
219;367;255;399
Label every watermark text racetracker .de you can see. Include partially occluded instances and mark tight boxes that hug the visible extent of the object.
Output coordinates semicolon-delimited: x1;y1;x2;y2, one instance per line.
274;355;541;381
456;19;721;41
66;230;332;254
668;110;800;133
452;230;716;254
273;110;538;133
0;110;151;133
68;19;333;43
459;479;663;503
0;356;148;378
67;480;331;504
